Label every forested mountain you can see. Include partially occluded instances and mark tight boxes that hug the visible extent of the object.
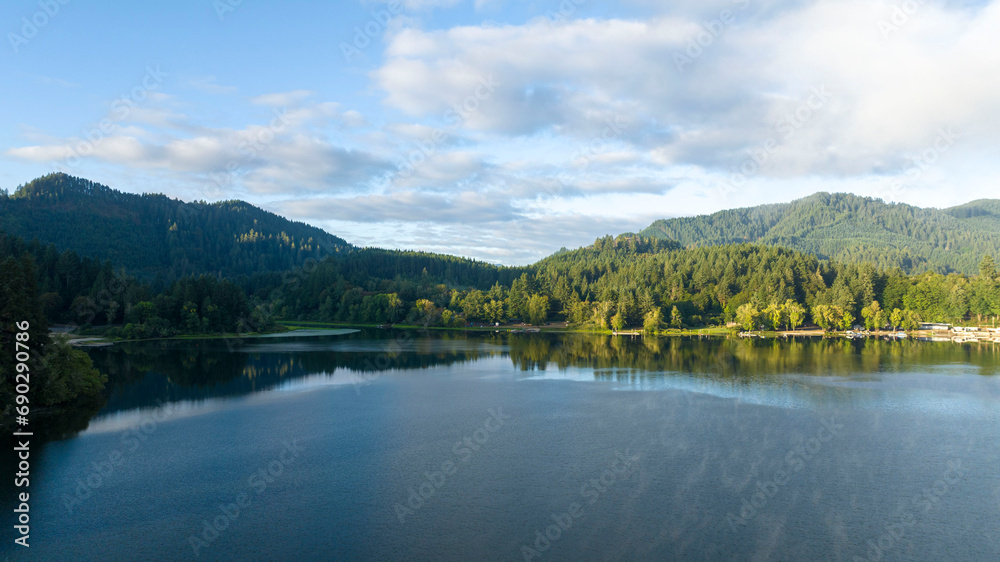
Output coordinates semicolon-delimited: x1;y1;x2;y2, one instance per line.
639;193;1000;274
0;173;350;279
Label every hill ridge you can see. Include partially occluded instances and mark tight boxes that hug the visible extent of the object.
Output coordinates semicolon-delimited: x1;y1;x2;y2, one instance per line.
0;173;351;279
639;192;1000;274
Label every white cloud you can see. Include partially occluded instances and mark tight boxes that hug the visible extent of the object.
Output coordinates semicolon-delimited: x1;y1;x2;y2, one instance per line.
301;212;662;265
6;93;391;199
250;90;316;106
273;189;520;224
372;2;1000;180
190;75;238;95
369;0;462;10
35;75;79;89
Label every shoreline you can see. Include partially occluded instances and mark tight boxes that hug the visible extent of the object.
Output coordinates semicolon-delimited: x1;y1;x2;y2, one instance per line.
54;323;1000;346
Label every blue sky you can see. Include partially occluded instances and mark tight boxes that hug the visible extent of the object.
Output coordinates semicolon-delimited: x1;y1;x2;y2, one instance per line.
3;0;999;264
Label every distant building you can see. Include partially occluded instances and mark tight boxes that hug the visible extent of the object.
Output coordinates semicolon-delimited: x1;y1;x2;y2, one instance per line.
920;322;952;331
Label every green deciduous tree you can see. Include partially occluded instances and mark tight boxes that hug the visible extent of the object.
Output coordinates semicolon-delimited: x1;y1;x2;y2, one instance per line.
764;302;785;330
890;308;904;330
611;311;626;331
861;301;885;330
736;303;760;331
484;299;506;325
37;335;107;406
643;309;663;333
527;294;550;325
784;300;806;330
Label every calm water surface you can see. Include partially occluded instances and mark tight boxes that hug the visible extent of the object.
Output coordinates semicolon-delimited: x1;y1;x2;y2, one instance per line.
3;330;1000;561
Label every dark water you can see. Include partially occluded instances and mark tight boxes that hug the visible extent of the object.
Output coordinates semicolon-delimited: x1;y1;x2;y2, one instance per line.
4;330;1000;561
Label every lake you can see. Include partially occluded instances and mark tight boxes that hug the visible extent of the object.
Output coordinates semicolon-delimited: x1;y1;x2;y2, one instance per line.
3;330;1000;561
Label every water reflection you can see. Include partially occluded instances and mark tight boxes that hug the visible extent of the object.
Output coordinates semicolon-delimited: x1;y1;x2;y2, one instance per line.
81;330;1000;422
88;330;507;416
508;334;1000;379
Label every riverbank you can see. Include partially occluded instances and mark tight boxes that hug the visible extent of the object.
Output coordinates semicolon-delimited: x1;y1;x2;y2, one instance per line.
57;321;1000;346
53;325;294;346
279;320;733;337
268;322;1000;343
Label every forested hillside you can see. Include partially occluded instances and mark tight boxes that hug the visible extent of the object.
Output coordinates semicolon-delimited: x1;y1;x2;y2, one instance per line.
266;233;1000;331
0;233;272;339
1;245;105;409
251;247;525;323
639;193;1000;274
0;173;350;279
